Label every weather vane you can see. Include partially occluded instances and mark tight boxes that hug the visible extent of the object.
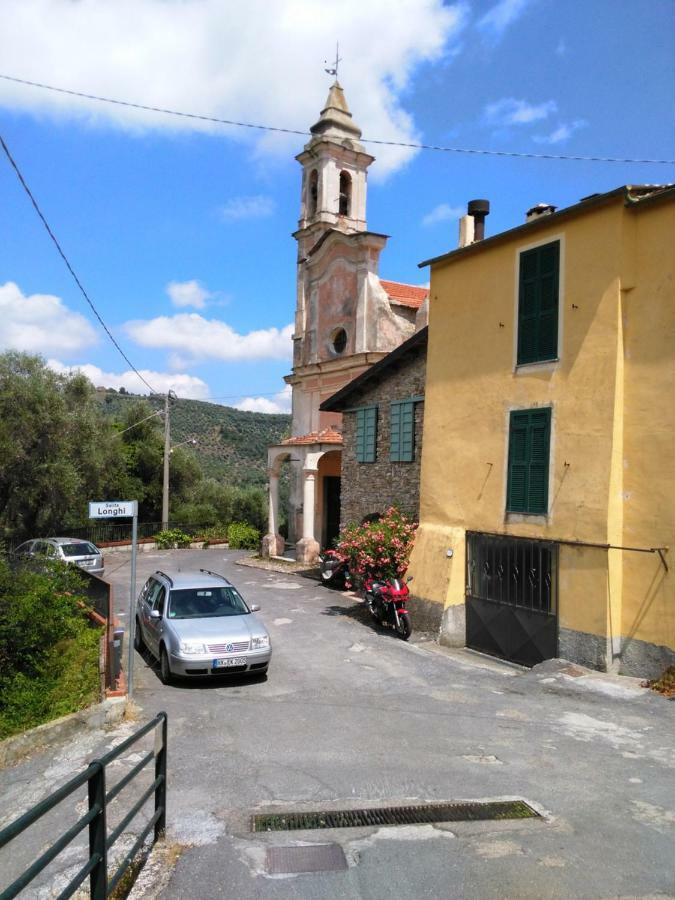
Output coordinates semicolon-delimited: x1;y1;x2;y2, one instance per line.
324;42;341;83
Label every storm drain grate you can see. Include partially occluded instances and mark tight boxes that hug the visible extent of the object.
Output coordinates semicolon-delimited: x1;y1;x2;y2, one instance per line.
252;800;539;832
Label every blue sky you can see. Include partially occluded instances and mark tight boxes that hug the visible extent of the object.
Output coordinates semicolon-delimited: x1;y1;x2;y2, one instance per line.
1;0;673;411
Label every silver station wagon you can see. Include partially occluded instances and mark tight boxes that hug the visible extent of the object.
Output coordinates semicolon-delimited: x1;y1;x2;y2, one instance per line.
13;537;104;576
134;569;271;684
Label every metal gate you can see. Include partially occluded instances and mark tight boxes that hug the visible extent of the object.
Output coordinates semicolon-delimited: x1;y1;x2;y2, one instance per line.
466;532;558;667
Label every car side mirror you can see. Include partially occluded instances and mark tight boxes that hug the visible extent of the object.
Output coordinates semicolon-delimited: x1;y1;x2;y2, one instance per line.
150;609;161;619
250;604;261;612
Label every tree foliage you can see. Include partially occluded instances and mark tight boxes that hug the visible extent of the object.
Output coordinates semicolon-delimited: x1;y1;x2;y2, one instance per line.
0;352;125;541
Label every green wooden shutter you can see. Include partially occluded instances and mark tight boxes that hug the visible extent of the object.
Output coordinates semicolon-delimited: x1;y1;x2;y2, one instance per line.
356;406;378;463
507;408;551;514
356;409;366;462
517;241;560;365
390;400;415;462
527;409;551;513
363;406;377;462
390;401;401;461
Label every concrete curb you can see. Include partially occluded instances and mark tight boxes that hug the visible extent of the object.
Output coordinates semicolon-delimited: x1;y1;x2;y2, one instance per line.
0;696;128;769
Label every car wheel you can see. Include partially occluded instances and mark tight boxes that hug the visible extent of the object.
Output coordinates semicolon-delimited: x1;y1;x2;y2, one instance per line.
133;619;144;652
159;646;173;685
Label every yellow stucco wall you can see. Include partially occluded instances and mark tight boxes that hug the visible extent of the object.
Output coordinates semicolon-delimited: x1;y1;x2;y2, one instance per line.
409;193;673;658
619;200;674;650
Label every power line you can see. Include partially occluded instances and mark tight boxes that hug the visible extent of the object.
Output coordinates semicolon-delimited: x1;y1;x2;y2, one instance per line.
1;72;673;166
0;131;157;395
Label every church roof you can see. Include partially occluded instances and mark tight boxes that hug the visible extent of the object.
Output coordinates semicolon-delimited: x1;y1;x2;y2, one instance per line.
380;279;429;309
309;81;362;142
281;427;343;446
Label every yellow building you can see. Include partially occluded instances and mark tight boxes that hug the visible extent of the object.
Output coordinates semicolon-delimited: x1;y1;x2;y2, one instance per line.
409;185;674;676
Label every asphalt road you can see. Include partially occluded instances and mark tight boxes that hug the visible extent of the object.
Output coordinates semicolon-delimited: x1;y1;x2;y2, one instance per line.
1;547;673;899
101;547;675;899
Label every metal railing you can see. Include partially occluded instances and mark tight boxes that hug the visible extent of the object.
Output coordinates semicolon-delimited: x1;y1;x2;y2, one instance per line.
0;712;168;900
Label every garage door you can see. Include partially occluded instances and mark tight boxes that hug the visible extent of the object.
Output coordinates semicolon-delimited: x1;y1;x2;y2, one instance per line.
465;532;558;667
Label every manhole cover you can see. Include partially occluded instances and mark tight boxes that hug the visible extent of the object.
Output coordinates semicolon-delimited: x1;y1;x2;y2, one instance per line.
253;800;539;832
266;844;348;874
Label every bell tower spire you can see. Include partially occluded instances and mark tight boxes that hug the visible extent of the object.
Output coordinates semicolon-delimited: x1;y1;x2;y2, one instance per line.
296;79;373;235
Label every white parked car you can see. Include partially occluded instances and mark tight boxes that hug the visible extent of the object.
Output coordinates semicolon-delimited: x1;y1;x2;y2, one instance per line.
13;537;104;576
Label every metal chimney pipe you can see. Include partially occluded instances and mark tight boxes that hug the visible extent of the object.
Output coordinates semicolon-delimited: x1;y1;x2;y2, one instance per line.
468;199;490;241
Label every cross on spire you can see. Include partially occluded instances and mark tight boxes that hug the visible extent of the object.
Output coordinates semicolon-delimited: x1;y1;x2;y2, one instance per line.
324;42;342;83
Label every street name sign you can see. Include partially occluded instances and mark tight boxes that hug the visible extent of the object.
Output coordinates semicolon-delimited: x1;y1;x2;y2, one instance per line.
88;500;138;519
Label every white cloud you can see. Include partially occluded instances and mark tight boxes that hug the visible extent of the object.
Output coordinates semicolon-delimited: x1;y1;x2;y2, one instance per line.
220;195;276;222
422;203;465;227
166;280;212;309
533;119;587;145
125;313;294;364
484;97;557;126
0;0;466;179
0;281;97;356
476;0;531;41
234;385;292;414
47;359;210;399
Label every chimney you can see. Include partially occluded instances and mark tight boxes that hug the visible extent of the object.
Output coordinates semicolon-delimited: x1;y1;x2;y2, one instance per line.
526;202;557;222
458;198;490;247
468;199;490;241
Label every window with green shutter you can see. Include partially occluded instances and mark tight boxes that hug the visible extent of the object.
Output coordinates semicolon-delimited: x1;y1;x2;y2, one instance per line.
517;241;560;365
506;408;551;514
355;406;378;463
390;400;415;462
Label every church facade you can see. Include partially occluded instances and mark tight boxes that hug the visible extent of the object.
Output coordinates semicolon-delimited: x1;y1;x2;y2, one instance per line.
264;82;427;564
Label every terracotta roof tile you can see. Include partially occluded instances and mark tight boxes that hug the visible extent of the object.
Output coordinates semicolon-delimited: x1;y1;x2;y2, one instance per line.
282;427;343;446
380;279;429;309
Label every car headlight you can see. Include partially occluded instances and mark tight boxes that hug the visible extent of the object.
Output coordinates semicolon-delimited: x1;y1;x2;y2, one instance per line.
179;641;207;655
251;635;270;649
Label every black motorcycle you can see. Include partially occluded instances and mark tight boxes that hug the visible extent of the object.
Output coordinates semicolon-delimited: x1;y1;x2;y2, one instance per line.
319;550;349;588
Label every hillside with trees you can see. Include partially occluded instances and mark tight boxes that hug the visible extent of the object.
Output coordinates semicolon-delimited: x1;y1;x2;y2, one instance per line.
97;390;290;486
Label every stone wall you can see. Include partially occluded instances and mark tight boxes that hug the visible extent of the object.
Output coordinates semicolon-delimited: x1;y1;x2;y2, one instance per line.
340;347;425;529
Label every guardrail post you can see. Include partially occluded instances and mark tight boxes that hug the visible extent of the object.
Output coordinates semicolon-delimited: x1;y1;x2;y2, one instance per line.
154;712;168;842
88;761;108;900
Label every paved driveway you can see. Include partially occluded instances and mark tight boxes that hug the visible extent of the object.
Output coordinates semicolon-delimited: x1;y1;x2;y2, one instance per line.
101;547;675;899
2;547;673;899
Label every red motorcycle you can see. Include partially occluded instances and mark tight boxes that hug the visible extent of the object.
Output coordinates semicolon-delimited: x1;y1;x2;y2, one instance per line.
363;575;412;640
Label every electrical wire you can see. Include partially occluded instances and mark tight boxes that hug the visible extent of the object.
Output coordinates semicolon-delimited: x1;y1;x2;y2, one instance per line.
1;73;673;166
0;131;158;395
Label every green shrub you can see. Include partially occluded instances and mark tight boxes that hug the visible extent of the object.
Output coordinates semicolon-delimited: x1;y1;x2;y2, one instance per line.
154;529;192;549
227;522;260;550
0;557;102;739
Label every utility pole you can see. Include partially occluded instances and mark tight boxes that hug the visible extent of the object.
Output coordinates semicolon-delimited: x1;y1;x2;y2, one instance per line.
161;390;176;530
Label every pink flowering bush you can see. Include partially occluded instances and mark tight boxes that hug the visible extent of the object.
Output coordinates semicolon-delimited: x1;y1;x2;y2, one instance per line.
335;507;417;586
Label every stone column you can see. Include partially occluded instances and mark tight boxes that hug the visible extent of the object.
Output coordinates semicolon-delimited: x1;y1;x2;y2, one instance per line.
295;468;320;564
262;468;284;558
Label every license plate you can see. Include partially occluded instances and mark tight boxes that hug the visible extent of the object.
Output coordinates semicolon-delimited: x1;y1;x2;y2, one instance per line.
213;657;247;668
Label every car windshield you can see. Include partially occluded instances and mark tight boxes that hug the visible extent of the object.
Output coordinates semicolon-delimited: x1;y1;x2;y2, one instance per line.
167;587;250;619
61;542;98;557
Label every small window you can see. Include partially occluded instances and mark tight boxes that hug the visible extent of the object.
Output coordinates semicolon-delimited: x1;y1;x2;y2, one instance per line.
331;327;347;354
506;408;551;514
356;406;378;463
308;169;319;217
390;400;415;462
339;171;352;216
517;241;560;365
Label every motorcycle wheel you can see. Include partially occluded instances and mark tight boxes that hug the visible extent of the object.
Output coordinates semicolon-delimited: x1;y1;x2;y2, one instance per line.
395;611;412;641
